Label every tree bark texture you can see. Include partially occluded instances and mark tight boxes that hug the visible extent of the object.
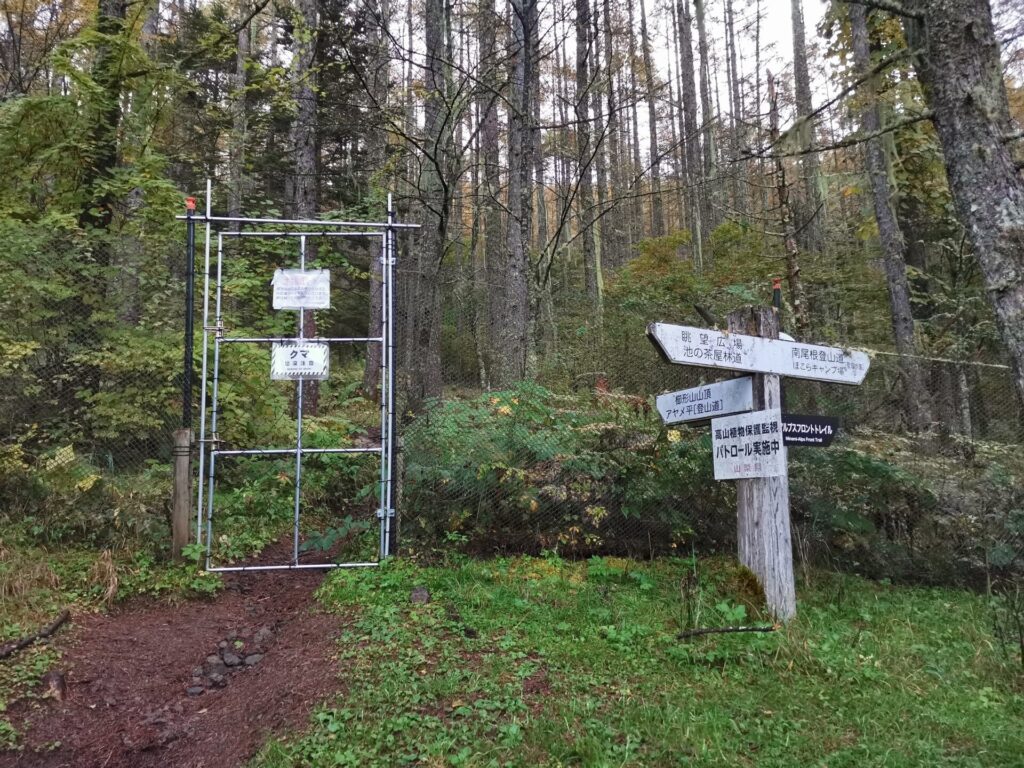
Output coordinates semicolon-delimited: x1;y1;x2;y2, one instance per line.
290;0;320;415
638;0;664;236
901;0;1024;410
576;0;601;310
767;71;811;338
790;0;824;253
849;4;931;431
492;0;534;386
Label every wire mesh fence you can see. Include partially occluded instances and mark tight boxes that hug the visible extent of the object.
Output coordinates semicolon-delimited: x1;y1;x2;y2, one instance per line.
3;217;1022;589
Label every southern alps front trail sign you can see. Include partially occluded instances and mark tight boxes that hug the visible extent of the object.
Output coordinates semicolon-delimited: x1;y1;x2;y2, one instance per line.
711;408;786;480
647;322;870;385
656;377;754;425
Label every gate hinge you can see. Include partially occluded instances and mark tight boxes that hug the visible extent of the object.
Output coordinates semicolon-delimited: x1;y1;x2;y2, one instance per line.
376;508;396;519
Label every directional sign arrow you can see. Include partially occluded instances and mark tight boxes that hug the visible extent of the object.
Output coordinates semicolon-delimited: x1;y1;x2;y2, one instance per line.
647;323;870;385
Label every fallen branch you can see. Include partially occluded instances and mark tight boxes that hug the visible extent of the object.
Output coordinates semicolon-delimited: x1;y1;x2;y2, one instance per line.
0;609;71;660
677;623;779;640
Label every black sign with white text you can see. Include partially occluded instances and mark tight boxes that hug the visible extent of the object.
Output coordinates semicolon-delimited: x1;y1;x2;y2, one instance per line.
782;414;839;447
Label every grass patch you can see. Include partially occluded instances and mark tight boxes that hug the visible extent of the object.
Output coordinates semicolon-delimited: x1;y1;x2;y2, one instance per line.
254;556;1024;767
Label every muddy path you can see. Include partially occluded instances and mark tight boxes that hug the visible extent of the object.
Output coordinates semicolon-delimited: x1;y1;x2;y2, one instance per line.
2;551;347;768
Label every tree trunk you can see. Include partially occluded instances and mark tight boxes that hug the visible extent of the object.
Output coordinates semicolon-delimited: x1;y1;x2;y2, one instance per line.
492;0;533;387
227;14;250;219
725;0;744;218
790;0;824;253
601;0;624;267
405;0;450;412
363;0;391;400
768;70;811;338
677;0;703;267
849;4;931;431
901;0;1024;410
638;0;664;236
576;0;601;311
694;0;716;236
290;0;320;415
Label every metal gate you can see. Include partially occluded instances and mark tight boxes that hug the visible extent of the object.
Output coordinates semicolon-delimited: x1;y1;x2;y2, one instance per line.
181;182;417;572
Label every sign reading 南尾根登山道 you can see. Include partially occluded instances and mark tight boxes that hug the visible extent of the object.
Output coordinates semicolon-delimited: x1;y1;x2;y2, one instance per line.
655;377;754;425
647;323;870;385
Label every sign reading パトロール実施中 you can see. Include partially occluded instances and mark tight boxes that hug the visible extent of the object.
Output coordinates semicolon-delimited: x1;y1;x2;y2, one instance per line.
711;408;786;480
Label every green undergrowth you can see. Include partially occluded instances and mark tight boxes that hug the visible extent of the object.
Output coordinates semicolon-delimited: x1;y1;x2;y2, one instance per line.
254;555;1023;768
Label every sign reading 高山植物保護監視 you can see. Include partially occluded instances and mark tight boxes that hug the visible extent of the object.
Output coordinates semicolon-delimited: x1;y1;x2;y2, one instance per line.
656;377;754;425
711;408;786;480
272;269;331;310
647;322;870;385
782;414;839;447
270;341;330;381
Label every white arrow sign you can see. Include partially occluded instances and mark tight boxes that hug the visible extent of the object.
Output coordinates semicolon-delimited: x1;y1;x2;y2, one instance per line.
656;377;754;425
647;323;870;385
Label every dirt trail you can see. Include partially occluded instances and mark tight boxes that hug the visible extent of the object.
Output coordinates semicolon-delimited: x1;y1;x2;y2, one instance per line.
2;550;346;768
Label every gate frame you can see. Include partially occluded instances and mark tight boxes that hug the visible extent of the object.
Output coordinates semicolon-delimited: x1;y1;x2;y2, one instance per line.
179;181;418;572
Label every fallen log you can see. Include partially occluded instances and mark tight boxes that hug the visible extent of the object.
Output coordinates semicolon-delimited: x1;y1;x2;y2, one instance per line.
0;609;71;660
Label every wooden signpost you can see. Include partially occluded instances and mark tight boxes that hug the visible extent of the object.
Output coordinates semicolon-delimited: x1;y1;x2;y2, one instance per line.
648;307;869;621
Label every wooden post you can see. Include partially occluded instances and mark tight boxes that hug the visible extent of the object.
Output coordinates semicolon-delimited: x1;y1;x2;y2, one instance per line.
726;307;796;621
171;428;193;560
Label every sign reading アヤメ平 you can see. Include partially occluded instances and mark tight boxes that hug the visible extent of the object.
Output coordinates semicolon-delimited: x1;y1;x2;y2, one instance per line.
711;408;786;480
656;377;754;425
647;322;870;385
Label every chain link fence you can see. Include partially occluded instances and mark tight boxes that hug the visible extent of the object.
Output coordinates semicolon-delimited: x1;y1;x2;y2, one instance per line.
3;216;1022;591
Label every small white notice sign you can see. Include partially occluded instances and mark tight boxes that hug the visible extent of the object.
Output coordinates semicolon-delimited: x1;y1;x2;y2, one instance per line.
272;269;331;310
271;341;330;380
656;377;754;425
712;408;786;480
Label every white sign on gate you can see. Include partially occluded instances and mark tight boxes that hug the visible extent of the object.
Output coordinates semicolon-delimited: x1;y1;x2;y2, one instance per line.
656;377;754;425
711;408;786;480
648;323;870;385
271;341;330;380
272;269;331;310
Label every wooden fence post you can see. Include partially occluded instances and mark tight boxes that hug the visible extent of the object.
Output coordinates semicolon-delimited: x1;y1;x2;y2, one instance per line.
726;307;796;621
172;428;193;560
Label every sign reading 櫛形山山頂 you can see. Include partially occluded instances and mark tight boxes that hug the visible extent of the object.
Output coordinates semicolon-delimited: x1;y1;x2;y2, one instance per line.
647;322;870;385
711;408;786;480
656;377;754;425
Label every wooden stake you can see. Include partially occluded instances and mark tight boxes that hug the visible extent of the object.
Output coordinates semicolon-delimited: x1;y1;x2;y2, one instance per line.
172;428;193;560
726;307;796;621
